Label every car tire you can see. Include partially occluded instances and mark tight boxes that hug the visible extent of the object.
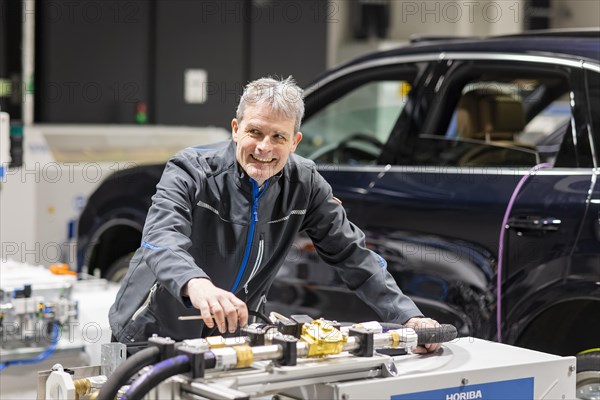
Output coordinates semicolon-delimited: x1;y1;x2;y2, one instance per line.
576;350;600;400
105;254;133;282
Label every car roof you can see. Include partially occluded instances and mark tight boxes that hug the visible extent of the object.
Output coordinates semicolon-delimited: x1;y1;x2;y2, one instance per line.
314;29;600;86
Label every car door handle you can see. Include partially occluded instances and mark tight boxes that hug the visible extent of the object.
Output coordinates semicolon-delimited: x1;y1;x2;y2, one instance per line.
507;216;561;232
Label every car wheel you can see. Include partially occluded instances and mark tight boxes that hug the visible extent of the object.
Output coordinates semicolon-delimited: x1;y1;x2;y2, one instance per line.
105;254;133;282
577;350;600;400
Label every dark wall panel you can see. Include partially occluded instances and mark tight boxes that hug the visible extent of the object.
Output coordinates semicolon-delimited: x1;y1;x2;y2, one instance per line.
249;0;328;87
0;0;9;114
33;0;328;127
1;0;22;116
0;0;7;79
36;0;150;123
154;0;245;128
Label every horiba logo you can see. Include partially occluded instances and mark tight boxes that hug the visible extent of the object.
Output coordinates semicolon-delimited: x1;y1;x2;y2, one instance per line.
446;390;483;400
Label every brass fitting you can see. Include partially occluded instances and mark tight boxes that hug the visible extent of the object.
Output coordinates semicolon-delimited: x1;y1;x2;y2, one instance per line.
73;378;92;399
301;319;347;357
233;344;254;368
72;375;107;399
390;331;400;348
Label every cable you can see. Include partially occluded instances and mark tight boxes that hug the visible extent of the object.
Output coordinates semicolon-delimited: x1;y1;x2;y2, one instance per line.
0;322;60;373
380;323;458;345
97;346;160;400
120;355;191;400
249;309;271;324
496;163;551;342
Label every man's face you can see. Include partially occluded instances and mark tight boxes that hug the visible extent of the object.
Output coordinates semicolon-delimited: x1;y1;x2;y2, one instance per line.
232;104;302;186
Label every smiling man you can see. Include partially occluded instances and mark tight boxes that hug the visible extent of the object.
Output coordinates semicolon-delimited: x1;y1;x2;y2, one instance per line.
232;101;302;187
109;77;440;354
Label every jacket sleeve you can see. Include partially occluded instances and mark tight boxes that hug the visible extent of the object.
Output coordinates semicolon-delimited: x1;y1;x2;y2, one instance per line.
139;152;210;304
302;167;423;324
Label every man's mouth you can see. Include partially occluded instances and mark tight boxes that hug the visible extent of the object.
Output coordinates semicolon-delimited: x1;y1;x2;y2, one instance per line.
251;154;275;164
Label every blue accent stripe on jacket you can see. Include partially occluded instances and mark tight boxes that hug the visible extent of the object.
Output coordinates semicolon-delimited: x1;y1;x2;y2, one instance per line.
376;254;387;269
142;241;160;250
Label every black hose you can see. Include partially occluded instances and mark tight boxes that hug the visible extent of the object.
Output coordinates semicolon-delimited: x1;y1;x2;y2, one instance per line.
248;309;270;324
121;355;191;400
97;346;160;400
380;323;458;345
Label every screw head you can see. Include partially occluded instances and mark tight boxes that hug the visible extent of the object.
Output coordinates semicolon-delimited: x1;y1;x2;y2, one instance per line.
461;378;469;385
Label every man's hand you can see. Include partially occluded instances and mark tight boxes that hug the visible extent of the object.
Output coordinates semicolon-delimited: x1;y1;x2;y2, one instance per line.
184;278;248;334
404;317;442;354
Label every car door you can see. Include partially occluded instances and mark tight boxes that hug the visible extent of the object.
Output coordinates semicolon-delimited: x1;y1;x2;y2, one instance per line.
510;63;600;357
367;54;597;348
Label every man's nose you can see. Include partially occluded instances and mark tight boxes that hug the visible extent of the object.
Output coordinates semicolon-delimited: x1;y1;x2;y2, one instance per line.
256;136;272;152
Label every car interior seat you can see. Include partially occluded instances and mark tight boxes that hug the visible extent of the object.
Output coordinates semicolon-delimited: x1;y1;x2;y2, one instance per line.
456;89;538;166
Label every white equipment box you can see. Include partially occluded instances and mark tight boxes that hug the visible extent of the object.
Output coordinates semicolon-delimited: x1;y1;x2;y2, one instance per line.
324;338;574;399
174;338;574;400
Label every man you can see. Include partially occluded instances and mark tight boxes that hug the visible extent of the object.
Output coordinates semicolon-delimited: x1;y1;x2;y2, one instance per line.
109;77;440;353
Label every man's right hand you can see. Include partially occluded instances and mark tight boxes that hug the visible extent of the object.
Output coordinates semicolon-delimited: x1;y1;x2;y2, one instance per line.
183;278;248;334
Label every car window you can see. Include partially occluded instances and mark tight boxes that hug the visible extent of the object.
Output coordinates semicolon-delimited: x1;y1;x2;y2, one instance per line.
410;70;574;168
517;93;571;164
298;80;411;165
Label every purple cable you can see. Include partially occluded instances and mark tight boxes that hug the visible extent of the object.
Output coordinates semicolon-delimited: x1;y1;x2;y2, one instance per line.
121;355;190;400
496;163;551;342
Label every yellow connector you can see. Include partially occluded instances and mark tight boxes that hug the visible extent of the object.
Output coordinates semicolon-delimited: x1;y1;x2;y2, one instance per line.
206;336;227;348
301;319;347;357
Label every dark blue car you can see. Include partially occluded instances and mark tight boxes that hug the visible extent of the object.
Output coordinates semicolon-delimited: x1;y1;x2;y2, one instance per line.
77;30;600;397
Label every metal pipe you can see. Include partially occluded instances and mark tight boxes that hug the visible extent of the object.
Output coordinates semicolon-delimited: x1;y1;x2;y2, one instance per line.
251;345;283;361
207;329;408;372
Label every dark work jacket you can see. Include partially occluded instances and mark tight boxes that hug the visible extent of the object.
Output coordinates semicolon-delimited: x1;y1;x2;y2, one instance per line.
108;140;422;343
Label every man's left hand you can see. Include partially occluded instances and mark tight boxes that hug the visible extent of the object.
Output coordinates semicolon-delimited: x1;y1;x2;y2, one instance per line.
404;317;442;354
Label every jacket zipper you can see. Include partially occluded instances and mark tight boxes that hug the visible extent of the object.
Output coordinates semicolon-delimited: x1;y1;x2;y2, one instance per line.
231;179;269;292
131;282;158;321
244;236;264;294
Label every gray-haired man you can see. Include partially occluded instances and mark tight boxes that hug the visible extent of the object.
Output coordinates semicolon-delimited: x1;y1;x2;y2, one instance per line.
109;76;441;354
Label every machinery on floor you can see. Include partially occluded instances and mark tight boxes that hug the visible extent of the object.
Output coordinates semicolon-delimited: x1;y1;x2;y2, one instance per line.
0;261;79;360
38;314;576;400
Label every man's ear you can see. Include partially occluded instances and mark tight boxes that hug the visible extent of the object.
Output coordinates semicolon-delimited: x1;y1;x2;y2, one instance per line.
231;118;239;142
291;131;303;152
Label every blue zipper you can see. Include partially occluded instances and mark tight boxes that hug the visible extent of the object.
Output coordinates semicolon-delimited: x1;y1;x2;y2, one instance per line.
231;179;269;292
